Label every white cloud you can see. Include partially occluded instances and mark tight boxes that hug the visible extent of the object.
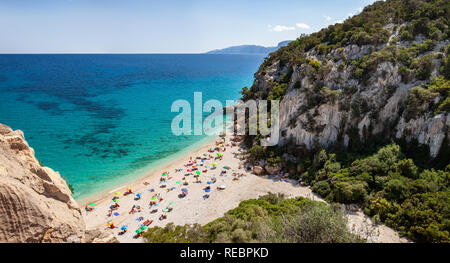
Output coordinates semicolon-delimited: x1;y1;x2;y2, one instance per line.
296;23;310;29
269;25;296;32
357;7;363;13
267;22;310;32
323;15;332;22
335;20;343;24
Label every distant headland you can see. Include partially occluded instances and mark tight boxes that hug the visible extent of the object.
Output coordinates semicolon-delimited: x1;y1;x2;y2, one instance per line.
205;40;291;55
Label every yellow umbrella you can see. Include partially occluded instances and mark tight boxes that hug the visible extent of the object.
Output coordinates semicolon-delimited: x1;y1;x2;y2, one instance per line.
115;191;121;195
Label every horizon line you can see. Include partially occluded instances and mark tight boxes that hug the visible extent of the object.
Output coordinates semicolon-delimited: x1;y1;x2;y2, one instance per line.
0;52;268;55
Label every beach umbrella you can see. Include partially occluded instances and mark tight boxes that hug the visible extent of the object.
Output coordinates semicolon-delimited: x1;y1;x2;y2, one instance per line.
121;225;128;231
205;188;210;193
152;196;157;200
136;193;142;198
162;208;169;212
176;181;181;184
169;202;174;205
181;188;188;193
89;202;96;206
115;192;121;195
212;163;217;167
196;171;201;175
136;229;143;234
216;153;222;156
114;212;120;216
162;173;167;177
207;181;212;185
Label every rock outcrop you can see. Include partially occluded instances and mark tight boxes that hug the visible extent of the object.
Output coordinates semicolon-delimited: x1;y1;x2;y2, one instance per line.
244;17;449;157
0;123;111;243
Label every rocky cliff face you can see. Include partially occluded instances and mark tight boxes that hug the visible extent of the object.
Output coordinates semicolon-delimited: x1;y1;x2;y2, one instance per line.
244;2;449;158
0;123;115;243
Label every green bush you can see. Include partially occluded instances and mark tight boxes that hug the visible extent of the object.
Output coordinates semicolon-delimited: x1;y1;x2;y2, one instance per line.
311;180;332;197
267;83;288;101
332;180;368;203
144;194;360;243
248;145;266;162
414;54;435;80
405;86;439;120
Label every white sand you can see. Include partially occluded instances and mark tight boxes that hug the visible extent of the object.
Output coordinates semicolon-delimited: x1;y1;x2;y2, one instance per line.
82;134;409;243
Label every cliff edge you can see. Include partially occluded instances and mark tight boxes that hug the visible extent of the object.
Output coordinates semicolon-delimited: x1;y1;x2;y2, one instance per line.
0;123;115;243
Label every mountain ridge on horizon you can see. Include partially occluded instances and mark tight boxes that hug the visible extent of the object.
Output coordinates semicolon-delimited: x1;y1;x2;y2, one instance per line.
206;40;291;55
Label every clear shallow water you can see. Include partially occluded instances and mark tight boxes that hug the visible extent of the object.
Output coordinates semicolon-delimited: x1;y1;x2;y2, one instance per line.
0;54;264;199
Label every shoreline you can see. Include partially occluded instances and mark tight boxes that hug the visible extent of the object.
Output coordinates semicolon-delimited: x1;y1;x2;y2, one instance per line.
77;134;218;206
81;131;409;243
76;113;237;202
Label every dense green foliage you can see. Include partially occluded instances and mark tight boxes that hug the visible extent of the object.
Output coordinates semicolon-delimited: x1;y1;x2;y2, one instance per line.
295;144;450;242
241;0;449;102
143;193;361;243
268;0;449;68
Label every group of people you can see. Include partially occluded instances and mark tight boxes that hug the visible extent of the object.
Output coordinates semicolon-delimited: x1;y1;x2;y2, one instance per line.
96;136;235;239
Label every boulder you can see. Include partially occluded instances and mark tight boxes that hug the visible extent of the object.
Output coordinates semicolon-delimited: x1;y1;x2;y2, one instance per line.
253;166;265;175
264;163;282;175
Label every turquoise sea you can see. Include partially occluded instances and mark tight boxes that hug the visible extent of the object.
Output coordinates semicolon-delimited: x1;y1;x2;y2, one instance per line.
0;54;264;199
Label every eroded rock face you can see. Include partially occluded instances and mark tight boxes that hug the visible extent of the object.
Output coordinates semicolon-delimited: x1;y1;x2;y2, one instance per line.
251;34;449;157
0;123;86;243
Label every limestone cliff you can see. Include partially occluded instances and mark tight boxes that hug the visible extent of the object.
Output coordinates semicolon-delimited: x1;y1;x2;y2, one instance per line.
242;0;449;158
0;123;115;243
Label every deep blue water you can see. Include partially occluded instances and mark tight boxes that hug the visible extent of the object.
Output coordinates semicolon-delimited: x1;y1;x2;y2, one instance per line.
0;54;264;199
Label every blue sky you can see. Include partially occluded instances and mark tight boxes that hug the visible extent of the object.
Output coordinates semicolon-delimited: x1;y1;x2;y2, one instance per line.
0;0;376;53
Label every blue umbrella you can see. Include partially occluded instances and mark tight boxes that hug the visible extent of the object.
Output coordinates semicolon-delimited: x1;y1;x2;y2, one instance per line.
181;188;188;193
114;212;120;216
207;181;212;185
121;225;128;231
205;188;210;193
136;193;142;197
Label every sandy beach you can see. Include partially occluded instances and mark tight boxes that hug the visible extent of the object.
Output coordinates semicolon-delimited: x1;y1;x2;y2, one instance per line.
82;134;409;243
